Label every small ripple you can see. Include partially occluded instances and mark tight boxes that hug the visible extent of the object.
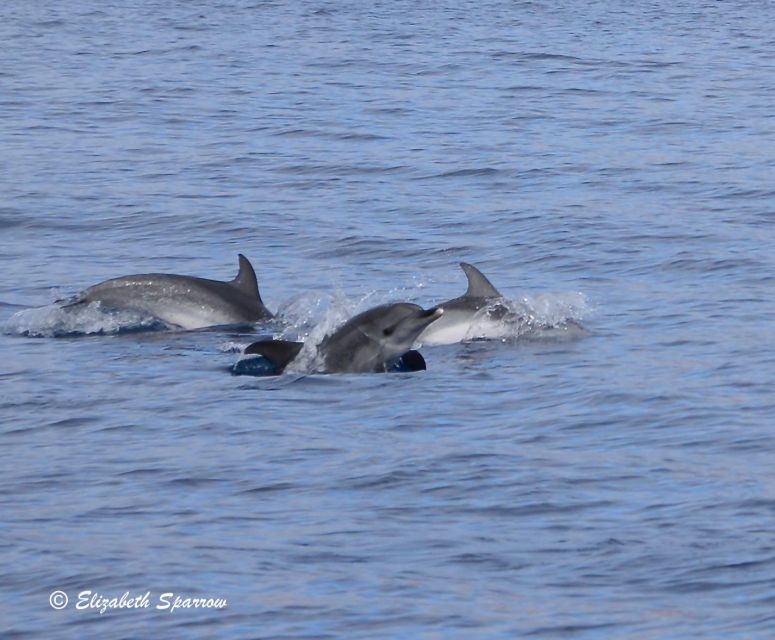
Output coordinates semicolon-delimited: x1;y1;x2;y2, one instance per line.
76;505;159;519
47;416;100;429
274;163;407;175
240;482;296;495
663;577;772;594
271;128;321;138
525;622;623;637
492;51;584;63
334;131;390;141
166;477;229;488
450;552;528;572
417;167;501;180
344;470;415;490
288;551;366;564
32;19;66;27
113;44;203;57
0;208;26;230
118;467;166;478
459;500;613;517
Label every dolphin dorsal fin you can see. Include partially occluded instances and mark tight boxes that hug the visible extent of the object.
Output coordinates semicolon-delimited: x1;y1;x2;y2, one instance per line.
231;254;263;303
244;340;303;373
460;262;502;298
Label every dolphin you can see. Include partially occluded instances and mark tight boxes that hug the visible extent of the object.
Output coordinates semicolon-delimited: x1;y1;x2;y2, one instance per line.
237;302;443;375
61;254;273;330
417;262;518;345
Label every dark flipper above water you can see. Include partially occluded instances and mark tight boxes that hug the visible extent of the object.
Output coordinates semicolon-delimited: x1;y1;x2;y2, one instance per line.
389;350;426;372
240;339;304;375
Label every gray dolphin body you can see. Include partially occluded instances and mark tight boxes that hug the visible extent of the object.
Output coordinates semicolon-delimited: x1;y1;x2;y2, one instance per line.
417;262;517;345
64;254;273;330
242;302;443;374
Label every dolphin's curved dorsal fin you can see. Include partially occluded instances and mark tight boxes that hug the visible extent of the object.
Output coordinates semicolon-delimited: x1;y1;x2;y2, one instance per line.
244;340;303;373
231;254;263;303
460;262;502;298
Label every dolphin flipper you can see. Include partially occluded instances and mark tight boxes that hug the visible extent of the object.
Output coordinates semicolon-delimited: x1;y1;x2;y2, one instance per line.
243;339;303;373
460;262;502;298
390;350;427;372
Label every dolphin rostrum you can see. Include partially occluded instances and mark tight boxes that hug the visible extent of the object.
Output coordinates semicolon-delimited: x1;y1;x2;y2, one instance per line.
62;254;273;330
237;302;443;375
416;262;518;345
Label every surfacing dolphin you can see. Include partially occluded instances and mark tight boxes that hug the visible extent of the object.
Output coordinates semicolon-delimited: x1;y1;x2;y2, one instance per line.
235;302;443;375
62;254;273;330
417;262;518;345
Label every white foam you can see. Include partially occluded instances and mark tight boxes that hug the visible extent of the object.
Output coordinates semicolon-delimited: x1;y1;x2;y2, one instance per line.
517;291;590;329
4;301;167;337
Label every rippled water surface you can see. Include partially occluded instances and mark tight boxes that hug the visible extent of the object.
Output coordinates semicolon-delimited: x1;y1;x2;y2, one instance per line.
2;1;775;638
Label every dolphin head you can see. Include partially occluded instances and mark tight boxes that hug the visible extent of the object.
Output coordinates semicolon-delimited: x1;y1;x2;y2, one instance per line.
359;303;443;360
321;302;443;373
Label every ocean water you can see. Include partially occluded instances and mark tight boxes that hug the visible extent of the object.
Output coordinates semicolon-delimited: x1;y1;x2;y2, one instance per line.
2;1;775;638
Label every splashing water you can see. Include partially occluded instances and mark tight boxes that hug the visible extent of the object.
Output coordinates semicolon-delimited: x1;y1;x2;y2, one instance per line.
505;291;591;340
229;289;591;374
4;302;171;337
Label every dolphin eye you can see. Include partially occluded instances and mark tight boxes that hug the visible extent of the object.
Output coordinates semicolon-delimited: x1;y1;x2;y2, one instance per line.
383;327;394;337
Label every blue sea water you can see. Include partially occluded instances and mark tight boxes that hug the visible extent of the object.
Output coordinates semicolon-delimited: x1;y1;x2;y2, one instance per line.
2;0;775;637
